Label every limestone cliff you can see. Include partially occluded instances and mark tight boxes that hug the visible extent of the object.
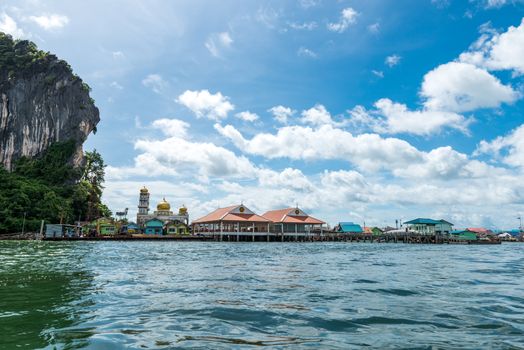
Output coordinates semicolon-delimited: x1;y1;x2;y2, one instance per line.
0;33;99;170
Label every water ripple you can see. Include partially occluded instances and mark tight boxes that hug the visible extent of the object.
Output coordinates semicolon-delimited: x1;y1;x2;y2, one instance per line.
0;241;523;349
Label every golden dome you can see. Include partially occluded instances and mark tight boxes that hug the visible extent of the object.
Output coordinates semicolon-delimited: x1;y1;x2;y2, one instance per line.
157;197;170;211
140;186;149;193
178;206;188;215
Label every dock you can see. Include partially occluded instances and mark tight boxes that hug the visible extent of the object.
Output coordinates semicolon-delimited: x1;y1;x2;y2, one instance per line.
43;235;214;241
40;232;503;244
201;232;501;244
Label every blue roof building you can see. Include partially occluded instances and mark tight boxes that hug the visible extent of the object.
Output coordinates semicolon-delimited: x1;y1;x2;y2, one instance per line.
335;222;363;234
144;218;164;235
508;229;522;237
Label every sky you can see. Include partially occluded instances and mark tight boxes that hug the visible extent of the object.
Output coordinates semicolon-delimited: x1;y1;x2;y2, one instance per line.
1;0;524;229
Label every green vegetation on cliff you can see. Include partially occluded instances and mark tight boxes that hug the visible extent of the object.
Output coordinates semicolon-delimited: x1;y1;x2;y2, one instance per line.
0;33;48;76
0;32;89;90
0;141;111;234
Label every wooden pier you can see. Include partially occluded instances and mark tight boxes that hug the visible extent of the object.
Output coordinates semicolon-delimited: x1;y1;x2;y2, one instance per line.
40;232;501;244
198;231;502;244
43;235;214;241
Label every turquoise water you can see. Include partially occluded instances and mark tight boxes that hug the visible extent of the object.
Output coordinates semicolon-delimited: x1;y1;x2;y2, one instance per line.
0;242;523;349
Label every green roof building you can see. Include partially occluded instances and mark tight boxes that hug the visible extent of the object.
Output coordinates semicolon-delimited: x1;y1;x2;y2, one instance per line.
450;230;478;241
404;218;454;235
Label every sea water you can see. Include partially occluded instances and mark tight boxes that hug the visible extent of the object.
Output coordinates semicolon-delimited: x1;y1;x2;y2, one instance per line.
0;241;523;349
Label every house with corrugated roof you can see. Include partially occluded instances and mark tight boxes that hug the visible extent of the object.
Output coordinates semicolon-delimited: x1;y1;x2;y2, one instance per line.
334;222;363;234
436;220;454;235
363;226;384;236
450;229;478;241
404;218;454;235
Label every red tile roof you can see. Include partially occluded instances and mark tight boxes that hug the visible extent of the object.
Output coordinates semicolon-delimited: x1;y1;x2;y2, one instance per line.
467;227;492;234
262;208;325;224
192;205;270;224
261;208;292;222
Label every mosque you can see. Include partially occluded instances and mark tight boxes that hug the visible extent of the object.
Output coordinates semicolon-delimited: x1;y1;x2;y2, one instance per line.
136;187;189;234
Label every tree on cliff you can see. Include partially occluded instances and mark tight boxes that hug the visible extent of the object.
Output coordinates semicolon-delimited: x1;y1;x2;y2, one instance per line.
0;33;108;234
0;142;112;234
82;150;111;221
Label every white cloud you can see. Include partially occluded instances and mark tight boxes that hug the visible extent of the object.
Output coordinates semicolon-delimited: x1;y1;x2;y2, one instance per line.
319;170;374;203
297;46;317;58
347;105;379;132
133;137;255;181
110;81;123;90
214;121;510;184
151;118;190;138
327;7;358;33
177;89;234;121
255;6;280;29
385;54;401;67
299;0;320;9
104;118;524;228
109;119;256;183
349;22;523;137
214;123;423;172
484;0;508;8
205;31;233;57
289;21;317;30
431;0;450;8
28;14;69;30
475;124;524;168
142;74;168;94
459;18;524;75
268;105;295;124
368;22;380;34
398;146;477;180
346;21;523;137
0;12;24;38
112;51;125;59
258;168;313;191
421;62;519;113
300;104;336;126
372;98;472;135
235;111;259;122
372;70;384;78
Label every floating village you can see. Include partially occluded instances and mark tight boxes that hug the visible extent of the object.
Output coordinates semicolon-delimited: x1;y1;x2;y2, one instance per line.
39;187;524;245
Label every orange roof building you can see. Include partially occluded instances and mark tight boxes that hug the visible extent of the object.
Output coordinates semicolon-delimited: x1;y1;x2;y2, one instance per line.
262;207;325;235
192;204;271;235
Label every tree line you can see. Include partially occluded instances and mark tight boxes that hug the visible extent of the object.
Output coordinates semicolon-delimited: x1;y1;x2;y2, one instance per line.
0;140;111;234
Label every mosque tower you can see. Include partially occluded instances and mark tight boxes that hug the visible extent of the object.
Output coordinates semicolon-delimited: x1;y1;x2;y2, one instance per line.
137;187;150;226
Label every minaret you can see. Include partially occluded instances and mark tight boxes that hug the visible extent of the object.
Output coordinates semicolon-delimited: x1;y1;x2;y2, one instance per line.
137;187;150;226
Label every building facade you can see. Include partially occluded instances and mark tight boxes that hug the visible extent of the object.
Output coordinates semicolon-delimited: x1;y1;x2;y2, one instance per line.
404;218;454;235
144;219;164;235
262;207;325;236
192;204;271;236
334;222;363;234
136;187;189;229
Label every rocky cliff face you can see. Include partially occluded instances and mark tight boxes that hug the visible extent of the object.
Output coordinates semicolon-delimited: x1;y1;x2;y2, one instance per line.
0;33;99;170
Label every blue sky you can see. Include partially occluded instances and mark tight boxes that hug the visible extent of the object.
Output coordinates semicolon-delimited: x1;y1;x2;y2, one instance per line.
2;0;524;229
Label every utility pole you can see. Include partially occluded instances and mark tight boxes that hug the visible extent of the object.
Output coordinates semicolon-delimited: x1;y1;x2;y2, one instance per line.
518;216;523;242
